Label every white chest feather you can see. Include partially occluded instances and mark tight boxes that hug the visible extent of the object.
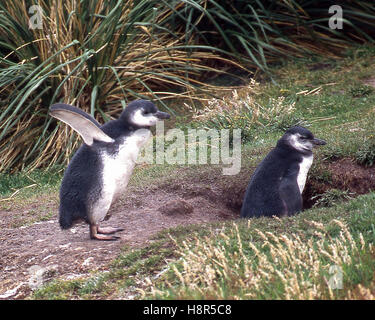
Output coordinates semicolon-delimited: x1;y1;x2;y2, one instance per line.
91;129;151;223
297;155;313;194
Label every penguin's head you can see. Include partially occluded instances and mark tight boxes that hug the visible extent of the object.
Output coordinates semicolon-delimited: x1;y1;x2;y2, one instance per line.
281;126;326;153
120;100;170;128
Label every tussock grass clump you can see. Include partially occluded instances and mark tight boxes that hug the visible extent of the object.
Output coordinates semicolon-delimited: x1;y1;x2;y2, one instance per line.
0;0;238;172
149;219;375;299
312;189;354;208
356;135;375;167
188;86;301;141
349;84;374;98
2;0;375;172
177;1;375;70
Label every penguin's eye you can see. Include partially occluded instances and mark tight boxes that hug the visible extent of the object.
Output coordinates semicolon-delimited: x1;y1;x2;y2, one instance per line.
143;111;150;115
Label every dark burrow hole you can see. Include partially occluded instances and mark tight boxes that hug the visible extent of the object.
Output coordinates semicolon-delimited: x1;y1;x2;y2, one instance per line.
302;158;375;209
222;158;375;214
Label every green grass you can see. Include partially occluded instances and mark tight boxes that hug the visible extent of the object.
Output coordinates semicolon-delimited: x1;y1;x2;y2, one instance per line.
312;189;355;208
31;192;375;300
148;193;375;299
0;167;63;198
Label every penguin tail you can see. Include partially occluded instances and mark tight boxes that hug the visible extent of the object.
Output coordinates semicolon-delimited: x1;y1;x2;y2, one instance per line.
240;203;249;218
59;210;73;229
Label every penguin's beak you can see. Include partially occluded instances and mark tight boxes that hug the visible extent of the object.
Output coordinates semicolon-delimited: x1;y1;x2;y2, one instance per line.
155;111;170;120
312;138;326;146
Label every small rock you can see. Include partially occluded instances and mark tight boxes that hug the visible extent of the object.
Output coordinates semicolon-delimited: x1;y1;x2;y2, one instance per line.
42;254;54;261
59;243;71;249
82;257;94;267
0;283;25;299
158;199;194;216
27;264;58;290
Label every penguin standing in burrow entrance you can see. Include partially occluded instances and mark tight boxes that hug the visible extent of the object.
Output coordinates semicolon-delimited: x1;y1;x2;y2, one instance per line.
49;100;170;240
240;126;326;218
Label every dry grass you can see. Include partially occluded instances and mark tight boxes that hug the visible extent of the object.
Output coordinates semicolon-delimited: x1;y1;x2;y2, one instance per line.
186;84;298;141
148;218;374;299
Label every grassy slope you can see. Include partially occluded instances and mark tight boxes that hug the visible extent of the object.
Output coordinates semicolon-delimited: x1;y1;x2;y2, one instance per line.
145;46;375;300
2;45;375;299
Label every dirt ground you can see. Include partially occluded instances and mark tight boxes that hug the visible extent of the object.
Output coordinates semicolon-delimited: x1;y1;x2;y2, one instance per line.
1;158;374;299
304;158;375;208
0;174;238;299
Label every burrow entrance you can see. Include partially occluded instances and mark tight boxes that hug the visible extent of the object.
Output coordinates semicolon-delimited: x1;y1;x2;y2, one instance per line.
219;158;375;213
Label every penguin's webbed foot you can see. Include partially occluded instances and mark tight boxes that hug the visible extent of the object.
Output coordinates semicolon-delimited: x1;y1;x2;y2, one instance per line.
90;225;123;241
97;226;124;234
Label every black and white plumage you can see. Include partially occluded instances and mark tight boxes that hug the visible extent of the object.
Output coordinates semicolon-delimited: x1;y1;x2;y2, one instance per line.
240;126;326;218
49;100;170;240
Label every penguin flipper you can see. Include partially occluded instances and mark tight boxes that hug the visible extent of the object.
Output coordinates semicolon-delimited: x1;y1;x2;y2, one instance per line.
279;177;302;215
49;103;114;146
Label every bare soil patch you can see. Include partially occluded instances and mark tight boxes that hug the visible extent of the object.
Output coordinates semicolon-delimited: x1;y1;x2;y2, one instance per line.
363;77;375;88
0;158;373;299
0;172;237;299
304;158;375;208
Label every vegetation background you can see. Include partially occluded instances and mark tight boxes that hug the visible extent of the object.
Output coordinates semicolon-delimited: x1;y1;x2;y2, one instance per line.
1;0;375;172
